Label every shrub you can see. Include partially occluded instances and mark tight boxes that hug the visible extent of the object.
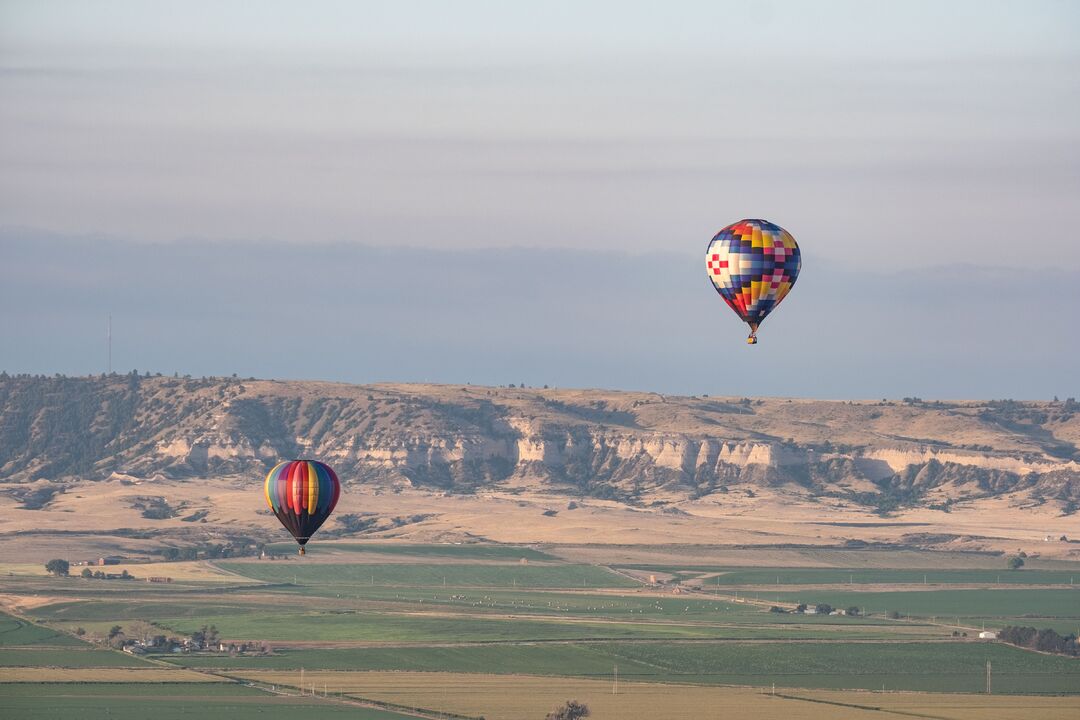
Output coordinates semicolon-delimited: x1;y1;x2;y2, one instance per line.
546;700;590;720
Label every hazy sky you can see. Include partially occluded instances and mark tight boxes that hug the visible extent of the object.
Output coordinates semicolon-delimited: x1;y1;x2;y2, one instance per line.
1;2;1078;396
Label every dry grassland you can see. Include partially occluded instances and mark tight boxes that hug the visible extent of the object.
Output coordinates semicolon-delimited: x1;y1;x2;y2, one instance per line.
0;561;252;583
0;667;226;682
3;476;1077;564
233;671;1080;720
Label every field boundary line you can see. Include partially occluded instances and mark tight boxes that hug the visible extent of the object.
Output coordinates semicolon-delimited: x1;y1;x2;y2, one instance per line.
773;691;952;719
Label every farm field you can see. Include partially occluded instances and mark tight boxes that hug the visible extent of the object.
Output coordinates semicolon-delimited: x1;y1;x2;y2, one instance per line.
218;561;638;588
0;560;256;583
0;683;417;720
764;589;1080;620
630;566;1080;586
0;667;224;682
267;542;559;561
232;672;1080;720
3;544;1079;719
166;639;1080;693
0;612;83;646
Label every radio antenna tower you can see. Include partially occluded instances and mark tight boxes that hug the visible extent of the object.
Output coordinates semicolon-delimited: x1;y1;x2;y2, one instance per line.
107;314;112;374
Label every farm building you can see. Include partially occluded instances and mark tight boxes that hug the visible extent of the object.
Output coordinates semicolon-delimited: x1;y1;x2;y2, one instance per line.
979;631;998;639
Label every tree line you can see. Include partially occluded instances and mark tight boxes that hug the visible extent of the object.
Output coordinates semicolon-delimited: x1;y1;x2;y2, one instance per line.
998;626;1079;656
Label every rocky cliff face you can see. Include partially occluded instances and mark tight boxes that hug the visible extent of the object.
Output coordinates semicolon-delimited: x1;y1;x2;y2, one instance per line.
1;374;1078;508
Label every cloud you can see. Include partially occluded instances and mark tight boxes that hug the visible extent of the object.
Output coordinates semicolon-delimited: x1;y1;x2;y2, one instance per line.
1;229;1075;399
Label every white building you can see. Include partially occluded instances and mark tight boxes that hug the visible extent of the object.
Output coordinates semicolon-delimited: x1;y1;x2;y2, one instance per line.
978;631;997;639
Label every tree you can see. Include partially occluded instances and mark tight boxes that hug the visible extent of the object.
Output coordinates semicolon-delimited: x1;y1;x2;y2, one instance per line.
815;603;834;615
128;621;154;644
887;610;901;619
44;559;69;577
846;606;861;616
81;568;93;578
1008;556;1025;570
794;603;807;613
546;700;590;720
108;625;124;640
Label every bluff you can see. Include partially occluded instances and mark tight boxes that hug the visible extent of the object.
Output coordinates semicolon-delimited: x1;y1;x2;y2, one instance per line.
1;374;1078;510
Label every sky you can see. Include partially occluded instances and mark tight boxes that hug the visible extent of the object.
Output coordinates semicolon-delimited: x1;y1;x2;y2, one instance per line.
1;1;1078;398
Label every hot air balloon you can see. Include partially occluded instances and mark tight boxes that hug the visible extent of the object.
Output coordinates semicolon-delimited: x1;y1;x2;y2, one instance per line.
264;460;340;555
705;219;801;344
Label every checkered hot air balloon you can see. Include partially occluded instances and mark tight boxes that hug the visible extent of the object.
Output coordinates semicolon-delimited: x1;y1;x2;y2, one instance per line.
705;219;801;344
264;460;341;555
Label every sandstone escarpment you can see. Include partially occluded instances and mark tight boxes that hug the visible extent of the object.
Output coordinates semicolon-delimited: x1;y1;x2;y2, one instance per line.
0;374;1077;509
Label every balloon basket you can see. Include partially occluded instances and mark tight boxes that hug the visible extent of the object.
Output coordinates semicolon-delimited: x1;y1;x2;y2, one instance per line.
298;546;306;556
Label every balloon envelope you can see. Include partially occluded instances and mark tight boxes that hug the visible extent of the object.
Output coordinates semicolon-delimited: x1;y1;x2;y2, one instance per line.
705;219;801;341
264;460;340;552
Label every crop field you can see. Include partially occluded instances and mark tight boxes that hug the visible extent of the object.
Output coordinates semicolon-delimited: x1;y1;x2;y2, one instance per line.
635;567;1080;586
0;612;83;646
150;608;806;643
766;588;1080;619
268;542;558;561
0;667;225;682
4;543;1080;718
0;647;152;667
164;639;1080;693
219;561;637;588
0;683;417;720
231;672;1080;720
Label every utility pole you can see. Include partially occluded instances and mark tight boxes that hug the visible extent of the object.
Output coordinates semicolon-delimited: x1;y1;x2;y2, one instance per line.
300;667;304;695
613;664;618;695
986;660;992;694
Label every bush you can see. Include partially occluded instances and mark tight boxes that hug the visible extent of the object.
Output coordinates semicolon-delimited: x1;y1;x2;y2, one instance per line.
888;610;901;619
546;701;590;720
815;603;834;615
81;568;93;578
1008;556;1025;570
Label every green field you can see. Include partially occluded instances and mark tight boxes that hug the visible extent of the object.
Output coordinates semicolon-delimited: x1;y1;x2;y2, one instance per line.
766;588;1080;619
641;567;1080;586
160;640;1080;694
5;548;1080;698
0;647;150;667
220;561;636;588
269;542;557;561
0;612;84;646
30;601;273;623
0;683;417;720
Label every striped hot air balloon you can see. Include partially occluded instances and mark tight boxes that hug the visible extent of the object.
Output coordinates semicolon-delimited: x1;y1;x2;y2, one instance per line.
264;460;341;555
705;219;802;344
